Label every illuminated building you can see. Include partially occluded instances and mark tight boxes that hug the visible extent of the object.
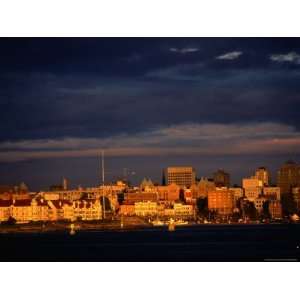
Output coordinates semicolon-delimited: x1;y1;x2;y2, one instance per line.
244;187;261;201
254;167;270;186
0;200;13;222
166;166;196;187
124;192;158;204
120;204;135;216
140;178;155;192
277;161;300;195
11;199;34;223
213;169;230;187
174;203;194;216
208;188;234;215
134;201;158;216
229;187;243;201
229;187;244;208
73;199;102;221
184;188;194;204
254;196;266;213
269;200;282;219
190;177;215;199
156;183;180;204
292;187;300;210
242;177;263;189
263;187;280;200
31;199;49;221
62;177;68;190
242;177;263;201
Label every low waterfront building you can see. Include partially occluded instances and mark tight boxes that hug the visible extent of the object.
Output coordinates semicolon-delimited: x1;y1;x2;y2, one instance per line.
0;200;13;222
174;203;194;216
120;204;135;216
73;199;102;221
47;200;65;221
124;192;158;204
164;208;175;217
134;201;158;216
11;199;35;223
31;199;49;221
0;192;103;223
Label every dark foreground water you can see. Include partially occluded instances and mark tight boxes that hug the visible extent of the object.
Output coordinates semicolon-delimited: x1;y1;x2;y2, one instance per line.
1;224;300;261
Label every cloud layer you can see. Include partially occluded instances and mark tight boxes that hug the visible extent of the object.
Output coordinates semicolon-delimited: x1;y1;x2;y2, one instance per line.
1;38;300;188
169;47;199;54
1;122;299;162
216;51;243;60
270;52;300;64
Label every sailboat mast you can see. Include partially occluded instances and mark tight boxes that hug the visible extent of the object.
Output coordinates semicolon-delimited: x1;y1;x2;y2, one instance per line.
102;150;106;219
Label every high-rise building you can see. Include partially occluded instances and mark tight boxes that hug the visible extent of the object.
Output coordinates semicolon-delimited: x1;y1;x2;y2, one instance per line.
255;167;270;186
277;161;300;195
63;177;68;190
166;166;196;187
242;177;263;201
242;177;263;189
208;188;234;215
213;169;230;187
292;187;300;210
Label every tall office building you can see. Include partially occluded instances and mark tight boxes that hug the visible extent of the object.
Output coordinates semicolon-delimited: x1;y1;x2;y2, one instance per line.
277;161;300;195
242;177;263;201
62;177;68;190
254;167;270;186
166;166;196;188
213;169;230;187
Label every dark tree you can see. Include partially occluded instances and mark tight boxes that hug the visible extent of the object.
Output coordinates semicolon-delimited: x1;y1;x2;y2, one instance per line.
235;198;242;210
117;192;124;205
179;189;185;202
243;201;257;220
196;197;208;217
161;169;166;186
101;196;112;211
79;192;88;200
4;216;17;225
281;194;297;216
231;211;241;222
262;200;271;219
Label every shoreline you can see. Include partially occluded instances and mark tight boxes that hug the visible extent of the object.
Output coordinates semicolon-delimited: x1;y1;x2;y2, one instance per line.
0;221;296;234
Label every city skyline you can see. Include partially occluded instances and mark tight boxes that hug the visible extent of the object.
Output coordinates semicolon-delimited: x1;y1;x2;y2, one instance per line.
1;156;299;191
1;38;300;189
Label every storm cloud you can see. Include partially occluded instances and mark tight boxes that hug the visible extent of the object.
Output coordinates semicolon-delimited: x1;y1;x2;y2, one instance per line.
1;38;300;189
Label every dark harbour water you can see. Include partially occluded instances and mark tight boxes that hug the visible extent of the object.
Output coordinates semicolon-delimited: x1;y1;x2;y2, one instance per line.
1;224;300;262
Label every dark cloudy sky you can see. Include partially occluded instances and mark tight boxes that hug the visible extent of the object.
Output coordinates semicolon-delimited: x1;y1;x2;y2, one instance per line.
1;38;300;190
